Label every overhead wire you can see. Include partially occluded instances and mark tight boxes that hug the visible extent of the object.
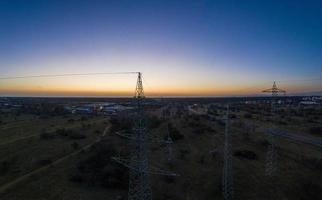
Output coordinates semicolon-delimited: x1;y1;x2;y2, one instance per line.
0;72;139;80
0;72;321;96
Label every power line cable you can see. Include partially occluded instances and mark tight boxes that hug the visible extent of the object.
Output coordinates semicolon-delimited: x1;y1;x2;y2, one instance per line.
0;72;139;80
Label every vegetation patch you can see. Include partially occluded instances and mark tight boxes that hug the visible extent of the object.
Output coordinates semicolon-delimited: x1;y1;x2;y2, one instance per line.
233;150;258;160
308;126;322;136
70;142;128;189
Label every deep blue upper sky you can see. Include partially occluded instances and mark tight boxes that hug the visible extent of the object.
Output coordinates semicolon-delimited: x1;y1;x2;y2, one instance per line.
0;0;321;96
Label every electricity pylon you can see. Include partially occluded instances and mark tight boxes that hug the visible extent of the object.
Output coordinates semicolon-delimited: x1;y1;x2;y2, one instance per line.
223;105;234;200
165;123;173;162
262;81;286;176
113;72;177;200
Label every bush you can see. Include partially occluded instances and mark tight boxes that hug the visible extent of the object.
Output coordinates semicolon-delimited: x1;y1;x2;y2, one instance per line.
233;150;258;160
69;132;86;139
40;130;56;139
56;128;68;136
308;126;322;136
56;128;75;137
229;114;237;119
193;128;205;135
69;174;83;183
0;161;10;175
147;116;162;129
301;157;322;171
278;120;288;125
80;116;88;121
167;123;184;141
217;120;225;126
110;116;132;132
67;119;75;123
298;176;322;200
178;149;190;160
71;142;80;149
35;159;52;166
71;143;128;189
244;113;252;119
164;176;176;183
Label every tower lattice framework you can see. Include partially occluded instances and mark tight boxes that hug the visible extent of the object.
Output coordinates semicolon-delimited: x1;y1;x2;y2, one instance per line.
262;81;286;176
113;72;177;200
222;105;234;200
128;72;152;200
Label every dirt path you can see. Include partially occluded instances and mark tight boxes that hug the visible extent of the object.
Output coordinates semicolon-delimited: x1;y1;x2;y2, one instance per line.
0;133;40;146
0;125;110;195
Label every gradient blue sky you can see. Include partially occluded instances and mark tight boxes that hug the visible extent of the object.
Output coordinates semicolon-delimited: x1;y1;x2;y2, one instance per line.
0;0;321;96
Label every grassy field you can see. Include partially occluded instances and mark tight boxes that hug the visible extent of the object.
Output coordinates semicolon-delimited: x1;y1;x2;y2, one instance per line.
0;113;109;195
0;103;321;200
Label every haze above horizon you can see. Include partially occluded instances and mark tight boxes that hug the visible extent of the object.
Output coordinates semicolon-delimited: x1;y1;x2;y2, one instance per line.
0;0;322;97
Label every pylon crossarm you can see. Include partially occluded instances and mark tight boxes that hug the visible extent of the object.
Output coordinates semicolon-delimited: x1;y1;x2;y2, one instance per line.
111;157;149;173
112;157;178;176
262;89;274;93
115;131;144;141
148;165;179;176
275;88;286;93
149;135;172;144
262;82;286;94
111;156;132;168
115;131;172;144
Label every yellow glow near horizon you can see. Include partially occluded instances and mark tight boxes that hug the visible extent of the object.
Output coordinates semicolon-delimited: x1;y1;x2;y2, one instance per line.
0;78;320;96
1;54;321;97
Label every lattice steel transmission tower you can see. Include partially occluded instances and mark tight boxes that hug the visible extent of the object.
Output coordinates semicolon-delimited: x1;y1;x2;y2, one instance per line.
113;72;177;200
165;123;173;162
222;105;234;200
262;81;286;176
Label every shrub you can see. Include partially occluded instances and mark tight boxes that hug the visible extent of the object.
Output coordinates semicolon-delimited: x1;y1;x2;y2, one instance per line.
69;132;86;139
71;142;80;149
80;116;88;121
298;176;322;200
69;174;83;183
40;130;56;139
244;113;252;119
71;143;128;189
167;123;184;141
56;128;68;136
229;114;237;119
217;120;225;126
178;149;190;160
0;161;10;175
233;150;258;160
164;176;176;183
56;128;74;137
193;128;205;135
35;159;52;166
278;120;288;125
110;116;132;132
308;126;322;136
147;116;162;129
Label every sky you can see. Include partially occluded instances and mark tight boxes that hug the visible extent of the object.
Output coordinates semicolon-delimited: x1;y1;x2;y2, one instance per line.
0;0;321;97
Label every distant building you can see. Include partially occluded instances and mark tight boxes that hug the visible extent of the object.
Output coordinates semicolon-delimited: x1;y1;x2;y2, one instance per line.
299;101;318;105
75;106;94;114
245;100;258;105
299;96;321;105
102;104;133;115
